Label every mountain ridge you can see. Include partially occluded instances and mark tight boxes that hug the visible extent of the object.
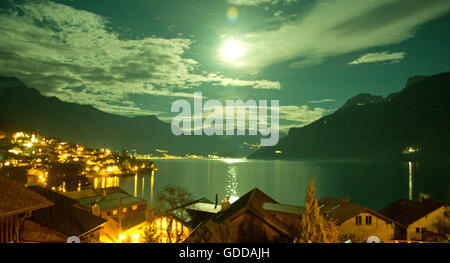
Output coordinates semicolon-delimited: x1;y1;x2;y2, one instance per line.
249;72;450;161
0;77;260;157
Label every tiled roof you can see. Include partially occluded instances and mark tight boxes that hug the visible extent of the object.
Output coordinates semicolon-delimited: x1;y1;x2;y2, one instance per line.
378;198;446;225
213;188;278;223
263;202;305;215
61;187;127;200
318;197;399;225
64;188;146;211
27;186;107;237
0;176;53;217
211;188;294;238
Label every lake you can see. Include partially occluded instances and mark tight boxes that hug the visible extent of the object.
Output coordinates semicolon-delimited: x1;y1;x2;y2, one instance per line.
113;159;449;211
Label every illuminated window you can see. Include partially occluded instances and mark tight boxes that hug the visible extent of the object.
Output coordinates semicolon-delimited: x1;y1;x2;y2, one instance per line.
122;207;127;213
132;205;138;210
113;210;118;215
162;218;167;230
365;216;372;225
355;216;362;225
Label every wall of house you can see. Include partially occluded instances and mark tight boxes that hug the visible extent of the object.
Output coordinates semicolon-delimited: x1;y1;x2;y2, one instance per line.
0;215;17;243
230;212;289;242
407;206;445;241
22;220;100;243
22;219;67;242
270;211;301;236
339;212;395;243
150;217;191;243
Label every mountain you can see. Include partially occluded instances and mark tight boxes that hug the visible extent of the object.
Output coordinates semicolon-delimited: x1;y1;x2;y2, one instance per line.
339;93;385;110
0;76;260;157
249;72;450;161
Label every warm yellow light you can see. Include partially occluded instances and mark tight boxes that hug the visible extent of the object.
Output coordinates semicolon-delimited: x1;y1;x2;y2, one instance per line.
221;39;243;60
131;233;140;243
14;132;24;139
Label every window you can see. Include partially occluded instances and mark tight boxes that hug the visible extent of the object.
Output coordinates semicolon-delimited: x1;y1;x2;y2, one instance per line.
355;216;362;225
365;216;372;225
106;211;111;216
122;207;127;213
132;205;138;211
113;209;118;215
421;228;427;233
416;228;420;233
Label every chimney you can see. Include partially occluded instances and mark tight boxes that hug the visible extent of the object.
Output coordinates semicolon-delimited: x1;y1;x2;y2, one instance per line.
220;196;231;211
214;193;218;209
92;203;100;216
420;193;430;202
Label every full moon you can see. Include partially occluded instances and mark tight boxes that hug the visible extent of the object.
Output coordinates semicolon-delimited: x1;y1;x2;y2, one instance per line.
221;39;243;60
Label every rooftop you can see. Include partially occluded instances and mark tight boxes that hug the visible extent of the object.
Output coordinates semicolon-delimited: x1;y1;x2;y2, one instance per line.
26;186;107;237
318;197;399;225
63;187;147;211
263;202;305;215
378;198;447;226
210;188;295;239
0;176;53;217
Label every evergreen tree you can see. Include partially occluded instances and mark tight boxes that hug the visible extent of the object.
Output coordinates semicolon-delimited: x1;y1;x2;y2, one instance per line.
295;179;339;243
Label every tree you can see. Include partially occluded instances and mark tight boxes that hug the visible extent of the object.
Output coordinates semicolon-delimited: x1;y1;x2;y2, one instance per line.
155;185;194;243
143;207;162;243
295;179;339;243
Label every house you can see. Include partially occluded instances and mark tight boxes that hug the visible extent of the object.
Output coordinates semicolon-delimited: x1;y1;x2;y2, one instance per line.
22;186;107;243
150;198;222;243
318;197;401;243
187;188;305;243
378;198;449;241
0;176;53;243
62;187;147;218
62;187;148;243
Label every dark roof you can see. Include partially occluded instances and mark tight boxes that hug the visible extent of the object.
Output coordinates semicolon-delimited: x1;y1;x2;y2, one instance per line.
214;188;277;223
378;198;446;225
211;188;294;238
161;198;218;230
61;187;128;200
27;186;107;237
0;176;53;217
319;197;400;225
263;202;305;215
63;187;147;211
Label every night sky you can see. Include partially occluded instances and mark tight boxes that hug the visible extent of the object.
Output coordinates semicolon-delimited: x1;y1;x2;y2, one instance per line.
0;0;449;131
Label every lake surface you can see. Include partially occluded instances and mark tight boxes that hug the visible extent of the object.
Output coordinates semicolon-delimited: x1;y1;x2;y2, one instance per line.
114;159;449;211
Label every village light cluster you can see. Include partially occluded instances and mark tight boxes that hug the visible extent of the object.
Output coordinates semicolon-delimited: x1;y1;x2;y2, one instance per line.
1;131;153;190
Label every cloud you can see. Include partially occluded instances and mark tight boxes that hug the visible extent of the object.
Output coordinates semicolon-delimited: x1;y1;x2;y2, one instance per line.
279;105;326;125
348;52;405;65
238;0;450;68
308;98;335;104
164;102;325;133
0;0;280;116
227;0;298;6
